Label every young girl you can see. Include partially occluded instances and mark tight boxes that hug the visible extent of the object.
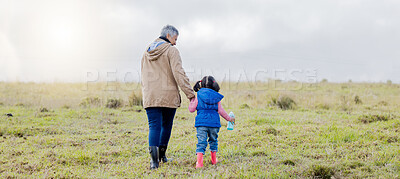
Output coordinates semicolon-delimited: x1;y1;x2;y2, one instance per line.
188;76;235;168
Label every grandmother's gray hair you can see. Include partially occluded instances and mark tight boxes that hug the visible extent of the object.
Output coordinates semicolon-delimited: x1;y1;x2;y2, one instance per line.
160;25;179;37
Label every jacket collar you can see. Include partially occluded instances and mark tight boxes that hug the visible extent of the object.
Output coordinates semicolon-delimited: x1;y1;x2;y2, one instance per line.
159;36;171;43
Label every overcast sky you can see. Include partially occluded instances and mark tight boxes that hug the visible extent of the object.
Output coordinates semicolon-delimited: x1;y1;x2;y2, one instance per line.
1;0;399;83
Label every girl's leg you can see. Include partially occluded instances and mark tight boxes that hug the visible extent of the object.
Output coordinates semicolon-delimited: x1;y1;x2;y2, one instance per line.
196;127;208;154
196;127;208;168
208;127;220;165
208;127;220;152
196;153;204;168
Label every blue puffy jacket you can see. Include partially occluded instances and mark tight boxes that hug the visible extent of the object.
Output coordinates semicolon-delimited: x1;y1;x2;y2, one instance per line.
195;88;224;128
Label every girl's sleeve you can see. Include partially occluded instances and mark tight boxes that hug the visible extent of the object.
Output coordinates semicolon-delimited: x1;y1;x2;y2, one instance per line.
218;101;231;121
188;97;198;113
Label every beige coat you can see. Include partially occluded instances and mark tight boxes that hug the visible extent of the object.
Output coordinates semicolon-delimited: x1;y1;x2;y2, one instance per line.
141;38;195;108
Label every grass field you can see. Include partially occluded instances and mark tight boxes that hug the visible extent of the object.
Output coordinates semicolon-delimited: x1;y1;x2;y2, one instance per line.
0;82;399;178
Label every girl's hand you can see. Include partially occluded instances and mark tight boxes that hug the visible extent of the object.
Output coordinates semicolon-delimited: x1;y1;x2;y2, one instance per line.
230;117;235;124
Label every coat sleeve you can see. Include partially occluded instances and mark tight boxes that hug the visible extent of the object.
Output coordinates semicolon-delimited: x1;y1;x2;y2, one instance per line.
168;47;195;100
218;101;231;121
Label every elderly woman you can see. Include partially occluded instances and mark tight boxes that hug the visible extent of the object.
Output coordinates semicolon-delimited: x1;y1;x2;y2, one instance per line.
141;25;195;169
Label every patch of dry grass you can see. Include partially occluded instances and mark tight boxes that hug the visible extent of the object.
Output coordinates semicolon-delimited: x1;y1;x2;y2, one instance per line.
0;82;399;178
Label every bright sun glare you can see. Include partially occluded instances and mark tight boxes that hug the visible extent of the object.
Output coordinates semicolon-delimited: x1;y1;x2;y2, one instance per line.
49;22;75;49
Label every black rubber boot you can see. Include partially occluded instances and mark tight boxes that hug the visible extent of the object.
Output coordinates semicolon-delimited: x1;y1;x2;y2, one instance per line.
159;145;169;163
149;146;159;170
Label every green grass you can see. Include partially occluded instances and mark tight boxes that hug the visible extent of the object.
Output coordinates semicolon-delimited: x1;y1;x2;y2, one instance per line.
0;82;399;178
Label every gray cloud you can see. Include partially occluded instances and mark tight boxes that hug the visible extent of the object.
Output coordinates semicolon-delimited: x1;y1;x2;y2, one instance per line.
0;0;399;82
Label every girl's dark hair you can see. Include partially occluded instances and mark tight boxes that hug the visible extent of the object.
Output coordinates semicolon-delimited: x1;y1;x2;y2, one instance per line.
193;76;220;92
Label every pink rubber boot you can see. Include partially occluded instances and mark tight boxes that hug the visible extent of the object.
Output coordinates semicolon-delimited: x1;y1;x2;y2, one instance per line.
211;151;218;165
196;153;204;169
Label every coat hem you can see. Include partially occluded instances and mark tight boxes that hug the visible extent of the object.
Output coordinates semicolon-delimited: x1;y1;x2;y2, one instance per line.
143;104;180;109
